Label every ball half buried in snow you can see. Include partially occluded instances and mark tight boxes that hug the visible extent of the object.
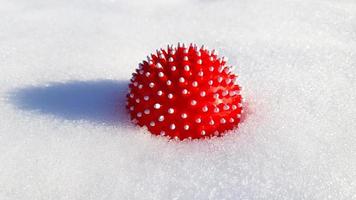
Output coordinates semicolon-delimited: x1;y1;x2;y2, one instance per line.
126;44;243;140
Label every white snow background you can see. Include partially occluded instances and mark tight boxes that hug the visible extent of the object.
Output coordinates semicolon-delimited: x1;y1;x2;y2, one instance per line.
1;0;356;199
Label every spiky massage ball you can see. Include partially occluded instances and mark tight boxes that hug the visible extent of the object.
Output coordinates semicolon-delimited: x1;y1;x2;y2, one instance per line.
127;44;243;140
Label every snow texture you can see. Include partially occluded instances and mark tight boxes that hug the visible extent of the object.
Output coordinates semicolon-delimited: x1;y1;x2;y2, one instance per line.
1;0;356;199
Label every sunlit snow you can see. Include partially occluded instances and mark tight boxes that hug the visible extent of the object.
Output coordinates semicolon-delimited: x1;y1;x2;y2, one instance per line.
0;0;355;199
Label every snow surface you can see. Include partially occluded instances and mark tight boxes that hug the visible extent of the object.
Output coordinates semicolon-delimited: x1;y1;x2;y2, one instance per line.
1;0;356;199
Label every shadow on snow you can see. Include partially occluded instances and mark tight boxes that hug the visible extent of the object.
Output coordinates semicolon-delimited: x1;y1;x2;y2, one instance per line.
9;79;130;125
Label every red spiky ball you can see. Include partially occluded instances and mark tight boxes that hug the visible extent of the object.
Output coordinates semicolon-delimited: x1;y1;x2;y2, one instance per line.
126;44;243;140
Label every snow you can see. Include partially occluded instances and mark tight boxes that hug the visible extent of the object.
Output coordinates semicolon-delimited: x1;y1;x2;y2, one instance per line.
1;0;356;199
